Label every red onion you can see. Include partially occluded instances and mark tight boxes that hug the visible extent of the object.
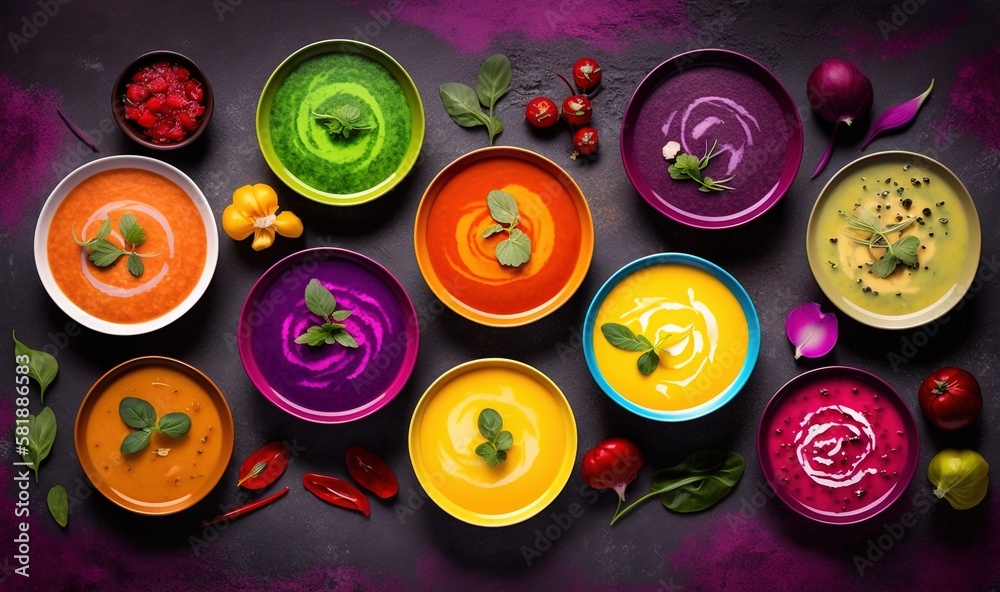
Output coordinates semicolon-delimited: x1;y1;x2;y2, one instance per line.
807;58;873;178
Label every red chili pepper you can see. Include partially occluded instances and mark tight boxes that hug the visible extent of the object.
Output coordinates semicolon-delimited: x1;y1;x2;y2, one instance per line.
581;437;644;502
302;473;370;517
198;486;289;528
346;445;398;499
237;441;291;489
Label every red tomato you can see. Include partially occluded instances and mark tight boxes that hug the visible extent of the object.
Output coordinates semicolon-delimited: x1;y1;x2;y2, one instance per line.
525;96;560;128
918;367;982;431
571;126;598;159
572;58;602;90
561;94;593;126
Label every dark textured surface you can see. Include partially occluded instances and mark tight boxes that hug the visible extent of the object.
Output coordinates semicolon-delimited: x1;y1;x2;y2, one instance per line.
1;1;999;590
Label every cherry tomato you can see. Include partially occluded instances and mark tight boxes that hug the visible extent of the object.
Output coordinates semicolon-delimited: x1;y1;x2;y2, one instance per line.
562;95;593;126
918;367;982;431
571;126;598;159
525;96;560;128
573;58;602;90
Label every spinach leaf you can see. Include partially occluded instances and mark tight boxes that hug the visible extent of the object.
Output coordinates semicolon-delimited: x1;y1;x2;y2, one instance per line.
651;450;745;513
438;83;488;128
476;54;511;111
47;485;68;527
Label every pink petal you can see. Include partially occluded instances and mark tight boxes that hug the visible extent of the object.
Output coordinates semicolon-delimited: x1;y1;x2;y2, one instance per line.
860;79;934;151
786;302;838;359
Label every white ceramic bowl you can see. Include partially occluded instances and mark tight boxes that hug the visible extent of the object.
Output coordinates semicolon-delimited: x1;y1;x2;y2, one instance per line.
34;155;218;335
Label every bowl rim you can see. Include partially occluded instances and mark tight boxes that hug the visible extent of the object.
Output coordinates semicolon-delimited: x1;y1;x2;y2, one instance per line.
407;357;578;527
73;356;235;516
805;150;983;330
111;50;214;150
582;252;761;421
619;48;804;229
255;39;426;206
413;145;595;327
33;154;219;335
755;365;920;525
237;247;419;424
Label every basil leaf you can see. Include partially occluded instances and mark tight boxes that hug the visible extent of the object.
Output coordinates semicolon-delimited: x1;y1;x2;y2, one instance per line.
478;408;502;441
12;332;59;402
486;116;503;145
494;430;513;452
119;212;146;245
305;279;337;318
95;217;112;241
338;104;361;124
475;442;496;458
295;325;332;347
600;324;647;352
439;83;487;128
88;240;124;267
121;430;151;454
158;412;192;438
651;450;745;513
47;485;68;528
21;407;57;483
637;350;660;376
126;254;144;277
119;397;156;429
494;449;507;464
330;310;352;321
486;190;518;224
476;54;512;110
496;228;531;267
481;224;504;238
636;334;654;349
332;330;359;349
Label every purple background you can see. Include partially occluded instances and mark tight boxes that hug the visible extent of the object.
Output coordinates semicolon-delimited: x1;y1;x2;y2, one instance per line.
2;1;999;590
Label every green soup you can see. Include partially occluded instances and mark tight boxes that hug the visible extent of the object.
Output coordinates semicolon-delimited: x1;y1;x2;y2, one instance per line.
268;53;412;195
811;159;972;316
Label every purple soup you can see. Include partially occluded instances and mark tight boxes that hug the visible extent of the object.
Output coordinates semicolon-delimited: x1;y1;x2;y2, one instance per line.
632;65;794;219
241;250;417;420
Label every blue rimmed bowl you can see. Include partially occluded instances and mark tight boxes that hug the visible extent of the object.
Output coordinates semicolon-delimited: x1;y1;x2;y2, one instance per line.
583;253;760;421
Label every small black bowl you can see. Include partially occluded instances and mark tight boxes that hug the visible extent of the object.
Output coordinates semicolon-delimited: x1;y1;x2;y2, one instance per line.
112;50;214;150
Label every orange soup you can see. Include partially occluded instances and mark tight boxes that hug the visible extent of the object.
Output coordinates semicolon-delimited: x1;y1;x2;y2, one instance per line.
80;362;231;512
424;156;586;317
47;169;207;324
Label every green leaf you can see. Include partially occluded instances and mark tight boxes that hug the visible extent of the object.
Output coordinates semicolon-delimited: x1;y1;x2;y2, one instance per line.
119;212;146;245
295;325;332;347
12;332;59;402
651;450;745;513
481;223;504;238
636;334;654;349
667;164;687;180
330;310;352;321
332;330;359;349
21;407;57;483
496;228;531;267
337;104;362;124
126;254;144;277
890;235;920;265
486;115;504;144
95;217;112;241
47;485;68;528
476;54;512;111
87;240;125;267
119;397;156;429
439;83;487;128
478;408;502;440
674;154;702;175
305;278;337;318
494;449;507;464
121;430;151;454
871;255;899;279
637;350;660;375
486;190;519;224
494;430;513;451
600;323;648;352
475;442;496;458
158;413;192;438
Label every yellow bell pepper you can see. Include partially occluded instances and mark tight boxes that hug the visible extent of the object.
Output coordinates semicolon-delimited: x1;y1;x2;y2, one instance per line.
928;449;989;510
222;184;303;250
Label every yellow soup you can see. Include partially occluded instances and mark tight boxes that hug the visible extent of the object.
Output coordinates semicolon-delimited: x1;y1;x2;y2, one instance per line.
411;364;574;522
593;264;749;411
810;159;973;316
80;363;230;512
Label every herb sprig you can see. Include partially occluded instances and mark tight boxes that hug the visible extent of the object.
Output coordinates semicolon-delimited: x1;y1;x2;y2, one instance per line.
119;397;191;454
665;140;735;193
294;279;358;348
475;408;513;467
600;323;670;375
311;104;375;139
481;190;531;267
72;213;160;277
842;206;920;278
439;54;511;145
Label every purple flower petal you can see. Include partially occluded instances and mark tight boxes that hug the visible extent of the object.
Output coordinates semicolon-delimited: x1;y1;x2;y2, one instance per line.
786;302;838;359
860;79;934;151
